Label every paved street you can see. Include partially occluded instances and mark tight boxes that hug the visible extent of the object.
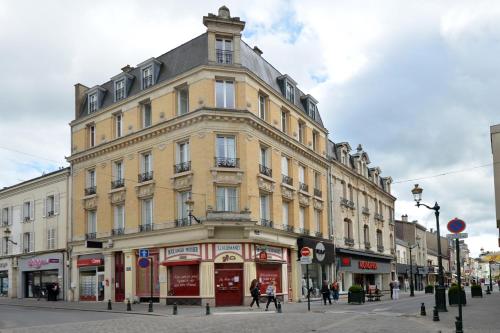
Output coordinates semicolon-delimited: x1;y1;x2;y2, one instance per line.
1;291;498;332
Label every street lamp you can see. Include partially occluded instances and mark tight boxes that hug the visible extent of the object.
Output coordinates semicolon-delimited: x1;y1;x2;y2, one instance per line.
409;243;419;297
489;261;494;293
3;227;17;245
185;196;200;225
411;184;447;312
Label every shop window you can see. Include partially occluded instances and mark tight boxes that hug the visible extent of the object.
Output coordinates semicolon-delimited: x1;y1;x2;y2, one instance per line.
257;263;282;295
168;265;199;296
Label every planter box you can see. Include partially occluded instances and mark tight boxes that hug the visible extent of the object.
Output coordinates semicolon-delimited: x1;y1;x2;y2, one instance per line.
471;288;483;298
448;290;467;306
425;286;434;294
348;291;365;304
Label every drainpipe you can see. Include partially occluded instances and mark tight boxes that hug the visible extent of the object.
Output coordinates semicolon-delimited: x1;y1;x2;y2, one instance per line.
327;163;335;280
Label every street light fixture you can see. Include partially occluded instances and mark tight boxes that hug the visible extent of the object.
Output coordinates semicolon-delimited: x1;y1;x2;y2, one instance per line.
185;196;200;225
411;184;447;312
3;227;17;245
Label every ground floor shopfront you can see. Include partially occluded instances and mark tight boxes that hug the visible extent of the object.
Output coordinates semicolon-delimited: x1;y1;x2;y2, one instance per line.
396;263;428;292
336;248;394;292
0;258;12;297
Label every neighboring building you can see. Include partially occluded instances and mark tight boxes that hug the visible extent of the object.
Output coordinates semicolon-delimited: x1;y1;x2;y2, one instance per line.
67;6;332;305
448;239;471;284
0;168;70;299
327;142;396;292
426;229;451;285
394;216;427;291
490;124;500;247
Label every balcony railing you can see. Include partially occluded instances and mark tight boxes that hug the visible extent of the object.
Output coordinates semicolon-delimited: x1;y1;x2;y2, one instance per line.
365;242;371;249
259;164;272;177
138;171;154;183
260;219;273;228
282;175;293;186
299;182;309;192
390;248;395;255
216;49;233;64
23;216;31;223
47;211;55;217
214;157;239;168
374;213;384;222
299;228;310;235
85;232;97;240
377;245;384;253
362;207;370;215
314;188;322;197
111;179;125;189
139;224;154;232
111;228;125;236
282;225;294;233
175;218;193;227
315;231;323;238
344;237;354;246
340;198;355;209
85;186;96;196
174;161;191;174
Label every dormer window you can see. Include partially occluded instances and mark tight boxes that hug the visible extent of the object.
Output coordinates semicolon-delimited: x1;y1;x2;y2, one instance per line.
216;38;233;64
308;101;317;119
142;66;153;89
86;86;106;114
111;70;134;102
115;79;125;101
285;81;295;103
138;58;161;90
88;94;97;113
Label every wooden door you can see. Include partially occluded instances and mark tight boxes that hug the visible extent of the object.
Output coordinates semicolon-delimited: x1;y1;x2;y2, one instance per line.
215;264;243;306
114;252;125;302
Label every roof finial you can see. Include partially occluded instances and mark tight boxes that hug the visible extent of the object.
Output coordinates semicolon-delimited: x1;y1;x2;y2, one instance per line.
357;144;362;152
218;5;230;19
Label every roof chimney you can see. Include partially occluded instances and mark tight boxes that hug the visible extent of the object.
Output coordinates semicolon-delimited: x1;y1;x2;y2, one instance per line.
401;214;408;222
121;65;133;72
74;83;89;119
253;46;263;56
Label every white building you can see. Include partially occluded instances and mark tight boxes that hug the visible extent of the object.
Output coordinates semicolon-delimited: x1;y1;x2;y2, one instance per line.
0;168;70;299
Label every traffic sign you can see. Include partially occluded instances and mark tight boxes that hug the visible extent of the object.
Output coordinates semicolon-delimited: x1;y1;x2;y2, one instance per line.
300;256;312;265
446;233;468;239
300;247;312;257
447;218;466;234
139;248;149;258
138;257;150;268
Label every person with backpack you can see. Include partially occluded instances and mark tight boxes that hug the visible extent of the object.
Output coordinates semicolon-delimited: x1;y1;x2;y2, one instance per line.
265;281;278;311
321;280;332;305
330;280;339;303
249;279;260;308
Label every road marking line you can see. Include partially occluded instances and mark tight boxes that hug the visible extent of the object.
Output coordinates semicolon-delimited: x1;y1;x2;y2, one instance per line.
213;311;276;315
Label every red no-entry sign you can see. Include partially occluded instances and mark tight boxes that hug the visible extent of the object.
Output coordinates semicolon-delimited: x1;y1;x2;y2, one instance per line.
301;247;312;257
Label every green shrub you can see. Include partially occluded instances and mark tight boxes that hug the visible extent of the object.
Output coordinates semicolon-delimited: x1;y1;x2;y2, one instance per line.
349;285;363;293
426;285;434;289
448;285;462;295
471;284;482;291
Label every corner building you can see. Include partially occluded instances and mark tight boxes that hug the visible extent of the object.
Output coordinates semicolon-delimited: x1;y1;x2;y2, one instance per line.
68;6;331;305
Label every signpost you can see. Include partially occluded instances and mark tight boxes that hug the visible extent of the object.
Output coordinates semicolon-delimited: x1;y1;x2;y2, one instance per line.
139;248;149;258
138;249;153;312
300;247;313;311
447;218;467;333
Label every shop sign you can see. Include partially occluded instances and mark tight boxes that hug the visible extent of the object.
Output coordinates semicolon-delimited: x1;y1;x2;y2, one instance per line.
315;242;326;262
215;244;242;255
27;258;60;269
359;261;378;270
77;258;103;267
255;245;282;261
258;251;268;261
297;237;335;264
166;245;200;259
341;257;351;267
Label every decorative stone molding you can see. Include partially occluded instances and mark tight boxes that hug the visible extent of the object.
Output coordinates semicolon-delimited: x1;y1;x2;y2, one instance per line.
100;162;107;168
127;153;134;160
83;197;98;210
197;131;207;138
206;209;251;222
281;185;294;200
160;112;165;119
171;173;193;190
211;170;243;185
109;189;126;205
246;133;254;141
313;198;323;210
157;143;166;151
135;183;155;198
299;193;310;206
257;176;275;193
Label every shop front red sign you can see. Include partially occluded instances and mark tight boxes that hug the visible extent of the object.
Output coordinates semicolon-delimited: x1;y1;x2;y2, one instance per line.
341;257;351;266
358;261;377;270
77;258;103;267
257;263;282;294
169;265;200;296
259;251;268;261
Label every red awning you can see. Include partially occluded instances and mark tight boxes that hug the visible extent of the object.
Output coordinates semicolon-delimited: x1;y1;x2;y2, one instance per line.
161;259;201;267
77;258;103;267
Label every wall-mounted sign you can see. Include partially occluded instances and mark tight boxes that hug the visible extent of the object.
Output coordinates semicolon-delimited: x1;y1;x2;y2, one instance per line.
215;244;242;256
77;258;103;267
341;258;351;267
255;245;283;261
27;258;59;269
359;261;378;270
214;244;243;263
315;242;326;262
166;245;200;259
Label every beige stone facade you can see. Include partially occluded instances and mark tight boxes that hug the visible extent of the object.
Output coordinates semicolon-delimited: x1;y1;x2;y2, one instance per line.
490;124;500;247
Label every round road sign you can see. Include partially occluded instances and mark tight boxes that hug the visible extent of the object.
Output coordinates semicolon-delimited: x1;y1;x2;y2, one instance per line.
301;247;312;257
447;218;466;234
138;257;150;268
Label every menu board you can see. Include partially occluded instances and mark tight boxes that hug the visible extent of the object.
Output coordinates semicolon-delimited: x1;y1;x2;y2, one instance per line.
169;265;199;296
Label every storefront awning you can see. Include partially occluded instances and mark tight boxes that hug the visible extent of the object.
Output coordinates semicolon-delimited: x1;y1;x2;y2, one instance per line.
161;259;201;267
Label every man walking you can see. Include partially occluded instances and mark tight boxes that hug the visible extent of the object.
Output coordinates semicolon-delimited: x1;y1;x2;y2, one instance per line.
321;280;332;305
389;281;394;300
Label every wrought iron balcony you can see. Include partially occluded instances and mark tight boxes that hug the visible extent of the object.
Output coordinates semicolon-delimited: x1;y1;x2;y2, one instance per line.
23;216;31;222
174;161;191;174
111;228;124;236
260;219;273;228
315;231;323;238
314;188;322;197
365;242;371;250
375;213;384;222
216;49;233;64
282;225;294;233
214;157;239;168
138;171;154;182
344;237;355;246
299;182;308;192
85;232;96;240
299;228;310;235
362;207;370;215
139;224;154;232
85;186;96;196
282;175;293;186
259;164;272;177
341;197;355;208
111;179;125;189
175;218;193;227
47;211;55;217
377;245;385;253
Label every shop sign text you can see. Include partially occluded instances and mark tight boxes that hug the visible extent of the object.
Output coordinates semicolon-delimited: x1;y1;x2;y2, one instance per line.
28;258;59;269
166;245;200;258
358;261;377;270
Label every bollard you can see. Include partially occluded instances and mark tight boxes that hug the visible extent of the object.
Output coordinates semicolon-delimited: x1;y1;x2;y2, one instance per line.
127;299;132;311
455;316;464;333
420;303;426;316
148;300;153;313
277;300;282;313
433;306;440;322
107;299;112;310
173;302;178;315
206;302;211;315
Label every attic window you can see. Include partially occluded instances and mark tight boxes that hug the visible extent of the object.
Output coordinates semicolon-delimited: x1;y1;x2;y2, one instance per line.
88;94;97;114
142;66;153;89
308;101;317;119
115;79;125;101
285;81;295;103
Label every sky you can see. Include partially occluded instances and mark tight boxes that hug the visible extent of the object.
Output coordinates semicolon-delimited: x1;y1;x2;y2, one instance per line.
1;0;499;257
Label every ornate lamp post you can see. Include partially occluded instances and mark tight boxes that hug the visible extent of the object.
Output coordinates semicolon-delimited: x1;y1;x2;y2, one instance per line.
185;196;200;225
409;243;419;297
411;184;447;312
3;227;17;245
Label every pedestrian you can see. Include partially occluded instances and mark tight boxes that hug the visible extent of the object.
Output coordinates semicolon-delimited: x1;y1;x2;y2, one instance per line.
265;281;278;311
330;280;339;303
52;283;60;301
249;279;260;308
389;281;394;300
392;280;400;300
321;280;332;305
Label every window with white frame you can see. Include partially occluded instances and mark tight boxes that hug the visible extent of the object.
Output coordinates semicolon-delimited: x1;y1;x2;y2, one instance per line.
299;206;305;230
260;146;269;168
115;113;123;138
177;191;191;221
1;207;9;226
114;160;123;181
88;124;96;147
115;79;125;101
46;195;55;217
47;228;56;250
177;141;190;164
344;219;353;239
216;135;236;159
299;165;306;184
141;152;152;173
216;187;238;212
312;131;318;151
281;156;289;176
298;121;305;143
22;232;33;253
259;194;270;221
141;198;153;226
285;81;295;103
87;210;96;234
23;201;32;221
282;201;289;227
281;110;288;133
114;205;125;231
87;169;96;188
314;209;321;233
88;93;97;113
177;86;189;115
258;94;266;120
216;38;233;64
142;66;153;89
2;236;9;255
215;80;234;108
142;103;152;128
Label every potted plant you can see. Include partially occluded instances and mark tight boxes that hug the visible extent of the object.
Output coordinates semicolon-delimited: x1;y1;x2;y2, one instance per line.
425;285;434;294
448;284;466;306
471;284;482;298
348;284;365;304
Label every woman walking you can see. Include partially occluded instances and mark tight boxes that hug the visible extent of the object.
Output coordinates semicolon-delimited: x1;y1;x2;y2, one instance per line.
330;280;339;303
249;279;260;308
392;280;400;300
265;281;278;311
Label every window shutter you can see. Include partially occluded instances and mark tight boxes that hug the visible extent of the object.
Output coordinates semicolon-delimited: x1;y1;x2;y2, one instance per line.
47;229;51;249
30;200;34;220
54;193;60;215
19;234;23;253
0;238;3;255
42;198;47;218
9;206;13;225
29;232;34;252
